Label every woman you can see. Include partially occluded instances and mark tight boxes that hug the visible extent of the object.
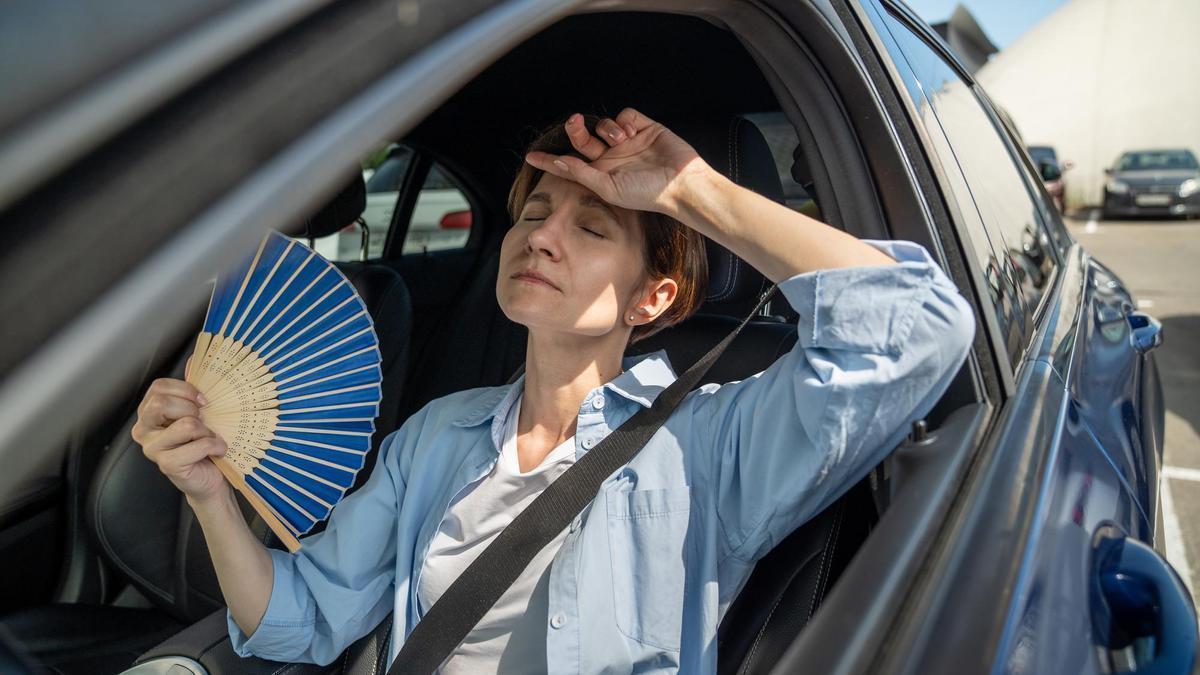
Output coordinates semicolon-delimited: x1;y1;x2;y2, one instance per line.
134;107;974;672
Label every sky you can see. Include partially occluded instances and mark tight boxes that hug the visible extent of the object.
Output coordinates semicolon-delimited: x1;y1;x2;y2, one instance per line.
901;0;1069;49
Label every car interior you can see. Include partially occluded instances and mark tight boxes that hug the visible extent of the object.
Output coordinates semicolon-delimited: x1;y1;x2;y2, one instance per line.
0;8;988;675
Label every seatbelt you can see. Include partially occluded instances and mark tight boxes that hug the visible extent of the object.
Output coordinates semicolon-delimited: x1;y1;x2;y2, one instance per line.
388;284;778;674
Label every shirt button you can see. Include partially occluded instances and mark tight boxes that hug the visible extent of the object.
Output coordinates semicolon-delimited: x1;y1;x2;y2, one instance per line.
550;613;566;629
582;438;596;449
592;395;605;410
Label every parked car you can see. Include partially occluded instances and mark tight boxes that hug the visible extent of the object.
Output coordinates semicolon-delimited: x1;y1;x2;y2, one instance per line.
1028;145;1072;213
0;1;1190;674
1103;148;1200;220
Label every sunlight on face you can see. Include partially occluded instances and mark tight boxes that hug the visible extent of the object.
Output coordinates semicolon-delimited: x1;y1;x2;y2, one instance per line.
497;174;650;340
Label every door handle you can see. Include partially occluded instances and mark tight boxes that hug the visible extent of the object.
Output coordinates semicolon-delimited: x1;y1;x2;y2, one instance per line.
1127;312;1163;353
1092;535;1197;674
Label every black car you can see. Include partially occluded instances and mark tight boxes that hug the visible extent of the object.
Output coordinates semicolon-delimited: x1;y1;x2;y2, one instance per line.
0;1;1190;674
1103;148;1200;219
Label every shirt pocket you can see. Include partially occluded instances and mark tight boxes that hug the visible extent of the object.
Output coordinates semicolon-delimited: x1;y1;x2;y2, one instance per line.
606;486;691;651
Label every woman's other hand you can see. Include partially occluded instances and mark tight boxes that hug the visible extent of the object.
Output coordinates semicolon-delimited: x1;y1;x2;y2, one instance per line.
131;373;230;504
523;107;712;219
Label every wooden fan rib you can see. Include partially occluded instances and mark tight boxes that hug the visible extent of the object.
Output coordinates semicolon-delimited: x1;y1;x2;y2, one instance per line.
257;278;347;360
239;247;316;350
227;240;295;343
264;299;360;366
254;464;335;510
272;325;373;378
246;264;331;354
276;364;377;396
275;347;378;387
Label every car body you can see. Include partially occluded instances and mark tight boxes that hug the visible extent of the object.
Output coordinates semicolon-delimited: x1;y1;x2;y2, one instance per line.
0;1;1190;674
1028;145;1071;213
1103;148;1200;220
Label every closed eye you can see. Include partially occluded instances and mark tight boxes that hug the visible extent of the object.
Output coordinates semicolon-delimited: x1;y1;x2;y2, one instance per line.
579;225;604;239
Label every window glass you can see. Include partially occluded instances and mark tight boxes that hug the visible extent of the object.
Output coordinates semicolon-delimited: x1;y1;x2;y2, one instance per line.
869;5;1058;363
401;164;472;255
308;146;473;260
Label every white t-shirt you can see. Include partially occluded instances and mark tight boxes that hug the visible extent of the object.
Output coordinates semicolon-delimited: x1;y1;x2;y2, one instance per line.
415;393;575;674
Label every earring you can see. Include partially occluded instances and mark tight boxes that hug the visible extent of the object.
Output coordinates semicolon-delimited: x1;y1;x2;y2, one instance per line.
629;316;635;322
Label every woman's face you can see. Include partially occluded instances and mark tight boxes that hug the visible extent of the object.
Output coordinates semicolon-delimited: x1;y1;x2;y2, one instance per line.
498;173;664;340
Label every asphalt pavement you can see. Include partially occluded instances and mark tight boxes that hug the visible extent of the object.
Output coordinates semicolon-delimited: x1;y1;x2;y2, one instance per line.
1064;209;1200;602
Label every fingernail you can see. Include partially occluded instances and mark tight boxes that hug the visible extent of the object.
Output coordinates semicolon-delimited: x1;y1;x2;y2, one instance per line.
554;159;568;171
197;394;208;406
607;129;624;142
569;113;582;124
624;123;636;136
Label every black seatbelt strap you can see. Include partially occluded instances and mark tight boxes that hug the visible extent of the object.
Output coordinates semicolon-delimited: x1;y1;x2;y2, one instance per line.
388;284;778;674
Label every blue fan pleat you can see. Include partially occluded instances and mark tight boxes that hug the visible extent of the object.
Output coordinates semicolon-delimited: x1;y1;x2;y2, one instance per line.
260;458;344;504
278;350;380;389
278;385;382;411
276;429;371;453
252;270;344;354
264;449;357;484
232;243;316;345
251;467;328;517
268;319;375;375
271;439;366;471
277;404;379;421
246;474;314;535
275;419;375;434
279;367;381;400
203;252;257;335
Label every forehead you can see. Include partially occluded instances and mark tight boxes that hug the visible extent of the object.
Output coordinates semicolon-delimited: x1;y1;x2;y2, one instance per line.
525;174;632;225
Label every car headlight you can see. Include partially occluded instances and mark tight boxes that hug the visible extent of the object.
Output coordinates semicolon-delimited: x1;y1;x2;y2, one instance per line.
1180;178;1199;198
1106;179;1129;195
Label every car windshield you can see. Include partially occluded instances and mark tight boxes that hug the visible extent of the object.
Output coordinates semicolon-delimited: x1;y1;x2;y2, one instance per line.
1116;150;1199;171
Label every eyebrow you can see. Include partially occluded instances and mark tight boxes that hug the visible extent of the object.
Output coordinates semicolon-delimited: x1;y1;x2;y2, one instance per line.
526;191;622;226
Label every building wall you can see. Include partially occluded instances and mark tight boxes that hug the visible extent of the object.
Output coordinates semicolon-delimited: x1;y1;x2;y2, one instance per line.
976;0;1200;208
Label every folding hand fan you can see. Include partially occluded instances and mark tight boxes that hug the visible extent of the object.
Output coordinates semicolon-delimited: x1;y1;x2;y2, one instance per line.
187;230;383;552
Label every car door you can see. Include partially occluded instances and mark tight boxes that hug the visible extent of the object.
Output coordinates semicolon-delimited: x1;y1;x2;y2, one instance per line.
851;2;1194;673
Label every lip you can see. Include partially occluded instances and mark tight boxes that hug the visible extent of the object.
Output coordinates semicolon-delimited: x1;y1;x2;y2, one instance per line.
511;268;561;291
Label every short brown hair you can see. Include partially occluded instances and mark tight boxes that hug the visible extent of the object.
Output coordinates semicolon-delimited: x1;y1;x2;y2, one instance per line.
507;114;708;343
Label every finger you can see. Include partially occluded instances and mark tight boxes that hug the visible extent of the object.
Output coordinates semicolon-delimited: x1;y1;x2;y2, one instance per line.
141;392;202;430
158;437;227;475
159;415;216;448
615;107;657;134
595;118;627;146
564;113;608;160
528;153;613;200
144;378;204;408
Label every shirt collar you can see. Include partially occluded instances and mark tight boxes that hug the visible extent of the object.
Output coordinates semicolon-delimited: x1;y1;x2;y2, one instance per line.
450;349;678;430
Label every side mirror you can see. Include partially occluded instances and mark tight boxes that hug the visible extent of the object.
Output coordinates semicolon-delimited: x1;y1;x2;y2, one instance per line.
1104;167;1113;176
1039;161;1062;182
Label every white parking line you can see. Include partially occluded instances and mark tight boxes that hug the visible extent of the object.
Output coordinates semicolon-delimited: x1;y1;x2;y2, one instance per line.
1161;466;1197;596
1084;208;1099;234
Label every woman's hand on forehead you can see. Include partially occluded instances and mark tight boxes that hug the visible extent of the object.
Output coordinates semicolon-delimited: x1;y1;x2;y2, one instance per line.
524;107;709;218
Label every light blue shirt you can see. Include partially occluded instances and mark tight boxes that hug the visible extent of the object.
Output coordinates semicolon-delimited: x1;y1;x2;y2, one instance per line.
228;239;975;672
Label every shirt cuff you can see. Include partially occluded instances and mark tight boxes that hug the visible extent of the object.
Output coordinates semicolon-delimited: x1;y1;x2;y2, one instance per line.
778;239;939;355
227;547;315;659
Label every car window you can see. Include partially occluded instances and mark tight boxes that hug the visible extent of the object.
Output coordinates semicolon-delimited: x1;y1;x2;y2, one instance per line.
743;111;820;219
400;163;473;255
869;4;1058;365
309;146;473;260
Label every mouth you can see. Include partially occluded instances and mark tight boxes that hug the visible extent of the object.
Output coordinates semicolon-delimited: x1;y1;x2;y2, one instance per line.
511;268;561;291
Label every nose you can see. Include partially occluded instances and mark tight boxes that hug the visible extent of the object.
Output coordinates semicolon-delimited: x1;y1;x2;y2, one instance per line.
526;213;563;261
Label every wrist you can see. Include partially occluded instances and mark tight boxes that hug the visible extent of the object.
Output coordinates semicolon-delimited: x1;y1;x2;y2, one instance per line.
659;158;726;222
187;486;236;520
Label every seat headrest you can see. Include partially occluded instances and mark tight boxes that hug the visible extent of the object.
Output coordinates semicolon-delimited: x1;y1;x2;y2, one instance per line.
303;172;367;240
674;116;785;315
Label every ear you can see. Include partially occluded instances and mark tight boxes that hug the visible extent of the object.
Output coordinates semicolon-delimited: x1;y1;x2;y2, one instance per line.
626;277;679;326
